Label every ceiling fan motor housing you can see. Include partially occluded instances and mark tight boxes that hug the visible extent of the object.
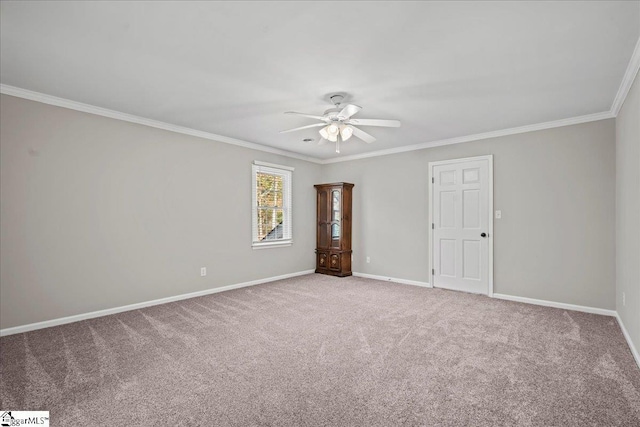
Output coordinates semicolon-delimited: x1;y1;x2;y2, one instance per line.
323;108;342;120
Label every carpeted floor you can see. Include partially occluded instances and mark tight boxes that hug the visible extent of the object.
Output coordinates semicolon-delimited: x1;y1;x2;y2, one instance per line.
1;274;639;426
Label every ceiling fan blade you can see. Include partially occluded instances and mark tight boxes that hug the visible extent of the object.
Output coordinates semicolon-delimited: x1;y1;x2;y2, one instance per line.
351;126;377;144
347;118;401;128
337;104;362;120
285;111;328;121
279;123;326;134
317;138;328;145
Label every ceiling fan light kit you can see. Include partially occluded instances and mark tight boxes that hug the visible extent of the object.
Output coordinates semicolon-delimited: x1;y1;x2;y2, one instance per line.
319;126;329;140
340;125;353;141
281;93;401;154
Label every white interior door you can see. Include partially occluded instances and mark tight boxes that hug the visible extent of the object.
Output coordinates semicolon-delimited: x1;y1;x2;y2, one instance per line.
432;157;491;294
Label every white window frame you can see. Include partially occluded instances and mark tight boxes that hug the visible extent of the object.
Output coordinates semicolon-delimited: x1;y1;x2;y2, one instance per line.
251;161;294;249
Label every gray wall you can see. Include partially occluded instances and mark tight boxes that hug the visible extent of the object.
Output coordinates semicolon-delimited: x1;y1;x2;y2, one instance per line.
322;119;616;310
0;93;621;330
0;94;321;329
616;70;640;355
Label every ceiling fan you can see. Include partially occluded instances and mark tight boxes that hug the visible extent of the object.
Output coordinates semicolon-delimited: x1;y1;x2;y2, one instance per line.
280;94;401;153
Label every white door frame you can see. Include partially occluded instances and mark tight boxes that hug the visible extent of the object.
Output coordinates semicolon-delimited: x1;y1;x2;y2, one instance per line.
428;155;494;296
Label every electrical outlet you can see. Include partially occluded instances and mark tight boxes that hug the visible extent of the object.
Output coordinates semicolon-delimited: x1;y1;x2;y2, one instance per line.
623;292;626;306
200;267;207;277
495;210;502;219
366;256;371;263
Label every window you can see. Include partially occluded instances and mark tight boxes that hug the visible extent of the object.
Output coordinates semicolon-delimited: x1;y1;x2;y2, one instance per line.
252;161;293;248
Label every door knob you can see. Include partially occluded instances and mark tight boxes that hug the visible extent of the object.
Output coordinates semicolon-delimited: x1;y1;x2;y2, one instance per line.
481;233;487;238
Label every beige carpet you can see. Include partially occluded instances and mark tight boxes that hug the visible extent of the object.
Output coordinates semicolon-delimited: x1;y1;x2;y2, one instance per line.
1;274;639;426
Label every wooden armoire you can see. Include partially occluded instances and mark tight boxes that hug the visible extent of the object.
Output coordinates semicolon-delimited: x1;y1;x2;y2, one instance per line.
314;182;354;277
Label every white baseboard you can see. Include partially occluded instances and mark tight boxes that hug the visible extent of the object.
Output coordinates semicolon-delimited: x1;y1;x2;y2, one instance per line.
616;313;640;369
0;269;315;337
492;293;617;317
353;272;431;288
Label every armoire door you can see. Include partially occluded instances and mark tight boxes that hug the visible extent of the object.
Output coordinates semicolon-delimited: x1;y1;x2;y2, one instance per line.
330;188;341;250
317;188;330;249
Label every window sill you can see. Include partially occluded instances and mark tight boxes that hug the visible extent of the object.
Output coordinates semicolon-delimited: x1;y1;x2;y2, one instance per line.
252;240;293;250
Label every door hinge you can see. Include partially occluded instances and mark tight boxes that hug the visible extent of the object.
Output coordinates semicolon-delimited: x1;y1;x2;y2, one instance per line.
432;177;434;184
432;223;434;229
432;268;435;275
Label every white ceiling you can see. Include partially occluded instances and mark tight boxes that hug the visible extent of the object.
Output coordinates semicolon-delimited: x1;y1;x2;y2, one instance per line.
1;1;639;160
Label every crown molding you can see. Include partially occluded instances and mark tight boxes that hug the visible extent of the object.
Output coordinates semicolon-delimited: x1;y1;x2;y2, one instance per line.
610;36;640;116
0;84;617;166
0;84;324;165
320;111;614;164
